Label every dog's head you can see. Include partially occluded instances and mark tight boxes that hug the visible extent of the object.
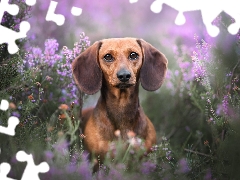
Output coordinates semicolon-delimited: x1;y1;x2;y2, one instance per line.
72;38;168;94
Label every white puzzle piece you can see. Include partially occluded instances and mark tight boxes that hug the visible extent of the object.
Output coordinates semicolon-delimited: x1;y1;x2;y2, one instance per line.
45;1;65;26
16;151;50;180
0;100;19;136
0;0;36;54
150;0;240;37
0;163;16;180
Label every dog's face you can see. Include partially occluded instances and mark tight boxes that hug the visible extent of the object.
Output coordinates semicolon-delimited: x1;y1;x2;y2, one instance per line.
98;38;143;89
72;38;168;95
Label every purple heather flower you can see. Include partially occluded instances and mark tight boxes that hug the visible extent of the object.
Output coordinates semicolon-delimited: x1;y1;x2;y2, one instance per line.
222;95;229;116
11;112;20;118
32;47;42;59
25;47;43;68
66;164;77;173
62;47;74;60
44;39;59;56
49;92;53;100
46;75;53;81
174;70;179;76
43;39;62;68
226;72;232;77
61;89;67;95
78;161;91;180
140;161;156;175
166;81;174;91
53;139;69;155
166;150;172;160
107;168;123;180
185;126;191;132
48;166;63;176
70;151;81;164
115;163;126;171
225;84;231;90
204;169;212;180
57;70;67;77
73;43;82;58
165;70;172;80
10;156;18;164
177;158;190;173
59;97;66;103
193;61;206;79
179;61;191;70
77;152;92;180
53;54;62;62
44;151;54;159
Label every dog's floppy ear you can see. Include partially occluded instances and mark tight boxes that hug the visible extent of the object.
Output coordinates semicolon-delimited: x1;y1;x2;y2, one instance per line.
137;39;168;91
72;41;102;95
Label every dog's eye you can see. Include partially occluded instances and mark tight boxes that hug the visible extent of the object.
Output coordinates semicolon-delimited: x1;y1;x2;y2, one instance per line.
129;52;139;60
104;54;113;62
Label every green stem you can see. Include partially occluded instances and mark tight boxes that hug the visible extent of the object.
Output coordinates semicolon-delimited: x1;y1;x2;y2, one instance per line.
122;144;132;163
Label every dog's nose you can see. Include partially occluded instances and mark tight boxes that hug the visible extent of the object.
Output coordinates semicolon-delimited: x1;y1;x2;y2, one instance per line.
117;69;131;82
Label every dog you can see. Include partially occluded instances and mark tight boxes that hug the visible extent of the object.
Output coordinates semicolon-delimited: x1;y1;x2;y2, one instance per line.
72;38;168;165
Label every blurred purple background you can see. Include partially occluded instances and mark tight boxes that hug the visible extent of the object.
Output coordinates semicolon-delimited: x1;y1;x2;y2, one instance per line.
27;1;232;47
27;0;238;61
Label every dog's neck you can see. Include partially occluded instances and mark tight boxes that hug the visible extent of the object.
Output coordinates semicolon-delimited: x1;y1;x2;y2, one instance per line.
99;81;142;132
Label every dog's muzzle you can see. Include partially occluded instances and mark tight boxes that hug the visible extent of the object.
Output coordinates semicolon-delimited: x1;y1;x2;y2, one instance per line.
117;69;131;82
116;69;133;89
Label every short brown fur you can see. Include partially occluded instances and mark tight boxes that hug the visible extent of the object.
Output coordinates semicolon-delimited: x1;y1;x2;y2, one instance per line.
72;38;168;164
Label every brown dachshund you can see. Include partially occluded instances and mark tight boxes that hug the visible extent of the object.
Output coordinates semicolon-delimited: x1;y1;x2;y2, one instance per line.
72;38;168;162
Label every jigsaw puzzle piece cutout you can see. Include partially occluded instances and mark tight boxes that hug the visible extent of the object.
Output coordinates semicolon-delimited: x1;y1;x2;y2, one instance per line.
223;0;240;35
0;162;16;180
0;99;19;136
0;100;9;111
150;0;164;13
228;20;240;35
150;0;203;13
151;0;203;22
150;0;240;37
0;116;20;136
0;0;35;54
175;12;186;25
201;7;221;37
25;0;37;6
71;6;82;16
46;0;65;26
129;0;138;3
0;0;19;19
0;21;30;54
16;151;50;180
200;0;240;36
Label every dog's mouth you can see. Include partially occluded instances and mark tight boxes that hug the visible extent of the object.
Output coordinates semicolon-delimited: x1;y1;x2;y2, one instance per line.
115;83;133;89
